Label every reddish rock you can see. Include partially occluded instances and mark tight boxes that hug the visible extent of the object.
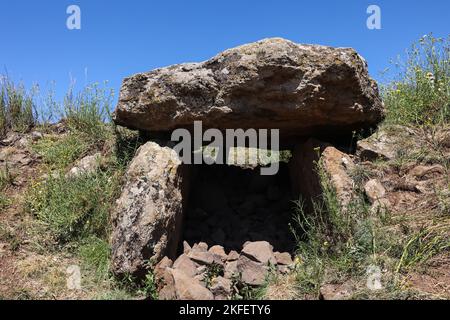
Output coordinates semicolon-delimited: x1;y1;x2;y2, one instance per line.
320;147;356;208
173;254;198;278
114;38;384;138
224;261;238;279
183;241;192;254
289;139;330;209
188;250;222;266
274;252;293;266
210;276;232;300
241;241;276;265
408;165;444;180
237;255;268;286
192;242;208;252
170;269;214;300
209;245;227;260
227;250;240;261
211;228;226;244
154;256;173;282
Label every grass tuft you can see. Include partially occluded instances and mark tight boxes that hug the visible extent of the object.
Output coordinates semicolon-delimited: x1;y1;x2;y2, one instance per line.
25;171;117;244
0;75;37;137
383;34;450;127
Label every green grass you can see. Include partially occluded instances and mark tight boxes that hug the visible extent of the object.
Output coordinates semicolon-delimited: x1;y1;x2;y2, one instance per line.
396;224;450;273
0;163;14;190
288;157;403;298
79;236;111;280
62;83;113;141
26;170;119;244
18;80;145;298
32;133;89;170
383;34;450;127
0;164;13;210
0;224;21;251
0;194;10;210
0;75;37;137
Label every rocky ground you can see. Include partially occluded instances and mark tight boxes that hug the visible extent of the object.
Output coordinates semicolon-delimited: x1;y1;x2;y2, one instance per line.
1;37;449;301
155;240;293;300
0;128;141;300
1;123;449;300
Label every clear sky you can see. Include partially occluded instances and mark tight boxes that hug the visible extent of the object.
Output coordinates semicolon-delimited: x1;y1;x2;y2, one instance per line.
1;0;449;102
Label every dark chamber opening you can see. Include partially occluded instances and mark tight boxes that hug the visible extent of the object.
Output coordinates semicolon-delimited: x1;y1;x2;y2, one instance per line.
182;162;296;254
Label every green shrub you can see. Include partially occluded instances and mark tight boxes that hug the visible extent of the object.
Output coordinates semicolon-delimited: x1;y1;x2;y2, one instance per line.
26;171;117;243
0;194;11;210
112;125;144;168
0;164;13;209
0;163;14;190
63;83;113;140
290;159;376;296
383;34;450;126
32;133;89;170
396;225;450;273
0;75;37;137
79;236;111;279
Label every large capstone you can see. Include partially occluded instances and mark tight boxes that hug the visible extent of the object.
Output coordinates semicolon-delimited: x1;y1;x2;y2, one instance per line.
113;38;384;139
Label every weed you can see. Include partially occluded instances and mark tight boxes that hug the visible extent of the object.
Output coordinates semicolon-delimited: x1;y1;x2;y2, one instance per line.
0;75;37;137
32;134;89;170
79;236;111;280
0;224;21;251
140;271;159;300
396;224;450;273
204;262;225;288
0;163;14;190
25;171;117;243
383;34;450;127
0;193;11;209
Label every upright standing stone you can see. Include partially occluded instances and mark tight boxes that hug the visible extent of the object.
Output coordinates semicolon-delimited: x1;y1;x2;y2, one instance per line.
111;141;190;277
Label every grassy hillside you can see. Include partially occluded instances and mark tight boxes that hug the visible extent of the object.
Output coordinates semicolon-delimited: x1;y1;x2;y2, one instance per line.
0;34;449;300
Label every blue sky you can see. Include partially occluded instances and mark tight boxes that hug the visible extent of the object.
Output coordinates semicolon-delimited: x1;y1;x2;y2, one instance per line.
0;0;449;102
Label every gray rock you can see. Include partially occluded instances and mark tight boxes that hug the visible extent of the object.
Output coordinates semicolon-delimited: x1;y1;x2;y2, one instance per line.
266;185;282;201
364;179;386;204
188;250;223;266
111;142;190;277
226;250;240;262
196;184;227;213
357;125;418;161
320;147;356;208
114;38;384;139
67;152;101;178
